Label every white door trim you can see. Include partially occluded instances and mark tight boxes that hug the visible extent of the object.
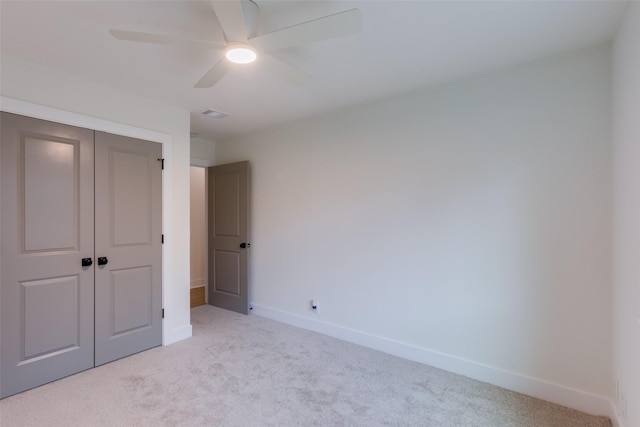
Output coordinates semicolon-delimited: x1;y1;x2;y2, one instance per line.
0;96;175;345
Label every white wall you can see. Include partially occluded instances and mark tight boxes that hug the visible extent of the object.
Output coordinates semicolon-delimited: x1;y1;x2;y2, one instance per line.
191;136;216;167
0;55;192;345
612;3;640;426
215;45;613;414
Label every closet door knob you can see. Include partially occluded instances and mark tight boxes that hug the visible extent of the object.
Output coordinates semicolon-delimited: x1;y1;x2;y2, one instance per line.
81;258;93;267
97;257;108;266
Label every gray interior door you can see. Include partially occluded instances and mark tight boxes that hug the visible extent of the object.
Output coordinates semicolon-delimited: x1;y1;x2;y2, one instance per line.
207;161;249;314
94;131;163;366
0;112;95;398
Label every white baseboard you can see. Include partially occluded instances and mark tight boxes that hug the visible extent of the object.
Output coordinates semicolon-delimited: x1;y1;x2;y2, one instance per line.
190;280;206;288
163;323;192;346
610;401;626;427
250;303;615;422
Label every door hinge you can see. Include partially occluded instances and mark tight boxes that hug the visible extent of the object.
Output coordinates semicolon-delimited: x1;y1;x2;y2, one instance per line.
161;234;164;244
157;158;165;170
162;308;165;319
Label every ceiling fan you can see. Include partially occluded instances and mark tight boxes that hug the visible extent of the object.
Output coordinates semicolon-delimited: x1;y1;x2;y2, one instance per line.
110;0;362;89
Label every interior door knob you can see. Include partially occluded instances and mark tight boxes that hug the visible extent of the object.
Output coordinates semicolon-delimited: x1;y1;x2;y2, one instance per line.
81;258;93;267
97;257;108;266
240;243;250;249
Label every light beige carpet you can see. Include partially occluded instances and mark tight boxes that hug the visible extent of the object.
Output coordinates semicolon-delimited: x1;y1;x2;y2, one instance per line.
0;305;611;426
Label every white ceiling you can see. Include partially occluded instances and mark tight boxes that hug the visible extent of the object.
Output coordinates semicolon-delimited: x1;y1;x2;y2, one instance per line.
0;0;629;142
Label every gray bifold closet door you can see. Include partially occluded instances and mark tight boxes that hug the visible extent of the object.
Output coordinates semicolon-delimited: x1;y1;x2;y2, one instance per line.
0;112;162;398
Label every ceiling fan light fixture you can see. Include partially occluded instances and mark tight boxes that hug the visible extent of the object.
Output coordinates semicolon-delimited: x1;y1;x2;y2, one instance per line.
225;44;257;64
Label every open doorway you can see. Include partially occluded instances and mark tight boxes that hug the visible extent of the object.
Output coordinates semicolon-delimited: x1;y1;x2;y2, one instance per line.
190;166;207;307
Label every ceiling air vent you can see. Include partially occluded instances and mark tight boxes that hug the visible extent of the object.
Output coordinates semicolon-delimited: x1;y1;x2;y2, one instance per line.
201;109;230;119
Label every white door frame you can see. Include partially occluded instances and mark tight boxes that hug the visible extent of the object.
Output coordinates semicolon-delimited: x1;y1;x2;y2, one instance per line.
0;96;174;345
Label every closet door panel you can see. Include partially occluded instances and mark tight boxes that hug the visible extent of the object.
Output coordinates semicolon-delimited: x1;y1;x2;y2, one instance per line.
94;131;162;366
0;112;95;399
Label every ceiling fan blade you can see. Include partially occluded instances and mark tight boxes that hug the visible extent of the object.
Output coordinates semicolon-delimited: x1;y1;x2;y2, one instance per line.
194;59;233;88
110;29;225;49
250;8;362;52
262;53;313;86
210;0;248;43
